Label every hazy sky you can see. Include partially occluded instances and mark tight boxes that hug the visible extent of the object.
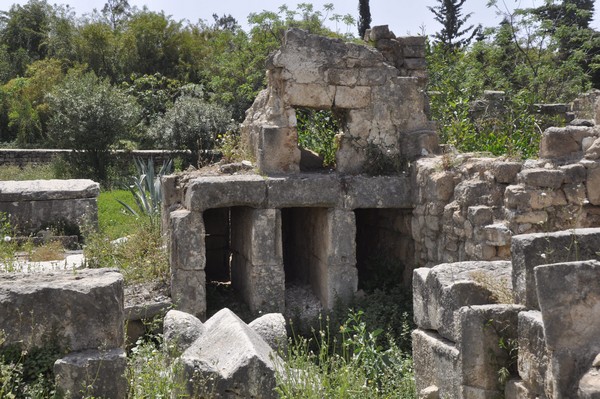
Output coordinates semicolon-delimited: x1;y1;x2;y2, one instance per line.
4;0;600;35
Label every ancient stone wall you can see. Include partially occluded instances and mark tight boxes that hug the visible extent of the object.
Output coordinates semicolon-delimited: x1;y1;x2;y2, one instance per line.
412;228;600;398
241;27;438;175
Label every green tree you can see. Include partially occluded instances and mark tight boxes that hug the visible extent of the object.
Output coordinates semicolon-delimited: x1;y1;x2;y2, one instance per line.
0;0;54;76
47;70;139;183
148;95;233;165
358;0;371;38
428;0;481;50
102;0;131;30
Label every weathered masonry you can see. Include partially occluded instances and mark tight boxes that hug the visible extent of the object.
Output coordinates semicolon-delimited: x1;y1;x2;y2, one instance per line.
163;26;436;319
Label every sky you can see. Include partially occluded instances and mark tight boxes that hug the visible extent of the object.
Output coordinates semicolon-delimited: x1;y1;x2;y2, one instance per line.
3;0;600;36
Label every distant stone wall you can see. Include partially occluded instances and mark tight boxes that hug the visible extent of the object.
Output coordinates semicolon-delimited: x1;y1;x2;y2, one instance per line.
0;149;193;168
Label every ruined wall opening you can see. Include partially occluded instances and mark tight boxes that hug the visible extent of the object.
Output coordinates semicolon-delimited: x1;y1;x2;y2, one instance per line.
296;108;346;171
281;207;329;306
203;207;252;317
354;208;415;290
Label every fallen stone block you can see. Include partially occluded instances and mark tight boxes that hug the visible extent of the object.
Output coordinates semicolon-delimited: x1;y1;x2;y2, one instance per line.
163;309;205;354
248;313;287;352
457;304;523;394
412;261;512;341
535;260;600;397
579;364;600;399
54;348;127;399
512;228;600;309
0;268;124;352
175;308;281;399
412;328;460;399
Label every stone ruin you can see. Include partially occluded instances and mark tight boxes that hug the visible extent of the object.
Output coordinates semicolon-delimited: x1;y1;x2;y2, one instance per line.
163;26;436;320
2;25;600;398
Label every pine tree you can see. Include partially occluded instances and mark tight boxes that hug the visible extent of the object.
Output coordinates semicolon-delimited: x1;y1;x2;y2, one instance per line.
358;0;371;39
428;0;481;50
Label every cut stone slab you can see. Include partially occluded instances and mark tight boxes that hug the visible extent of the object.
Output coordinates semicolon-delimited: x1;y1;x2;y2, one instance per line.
412;328;460;399
535;260;600;397
0;268;124;352
457;304;523;394
175;308;281;399
163;309;206;354
185;175;267;211
511;228;600;309
412;261;512;341
54;348;127;399
0;179;99;201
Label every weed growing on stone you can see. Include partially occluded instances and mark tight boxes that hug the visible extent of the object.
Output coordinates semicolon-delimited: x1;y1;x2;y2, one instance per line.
126;335;186;398
275;310;416;398
84;217;169;285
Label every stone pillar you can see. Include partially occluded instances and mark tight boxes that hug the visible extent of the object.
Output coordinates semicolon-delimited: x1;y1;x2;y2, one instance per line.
169;209;206;319
322;209;358;308
231;208;285;314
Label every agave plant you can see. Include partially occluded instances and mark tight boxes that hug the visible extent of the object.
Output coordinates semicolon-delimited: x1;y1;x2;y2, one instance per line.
118;157;174;223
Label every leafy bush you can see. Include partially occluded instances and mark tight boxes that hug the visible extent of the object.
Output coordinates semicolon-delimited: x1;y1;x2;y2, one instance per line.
296;109;339;167
46;69;140;184
149;95;233;166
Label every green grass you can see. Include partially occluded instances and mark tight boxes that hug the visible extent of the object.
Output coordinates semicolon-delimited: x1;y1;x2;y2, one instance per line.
97;190;141;240
0;164;58;181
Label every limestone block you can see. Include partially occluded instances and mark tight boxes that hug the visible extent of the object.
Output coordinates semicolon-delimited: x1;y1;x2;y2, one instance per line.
535;260;600;397
0;269;124;352
284;82;335;108
505;379;535;399
467;205;493;226
505;185;560;211
326;68;359;86
169;210;204;271
231;208;284;314
483;223;511;246
413;268;432;329
490;161;522;184
171;268;206;319
457;304;524;394
454;179;494;208
54;349;127;399
163;310;205;354
0;179;99;202
185;175;266;211
587;166;600;205
560;163;587;184
464;242;497;260
512;210;548;225
265;175;340;208
413;261;512;341
418;385;440;399
511;228;600;309
412;329;460;399
334;85;372;109
586;137;600;160
564;183;587;205
249;313;287;351
342;175;413;209
258;126;302;174
368;25;395;41
426;171;455;202
579;368;600;399
517;311;550;397
517;168;565;189
176;308;280;399
540;126;595;159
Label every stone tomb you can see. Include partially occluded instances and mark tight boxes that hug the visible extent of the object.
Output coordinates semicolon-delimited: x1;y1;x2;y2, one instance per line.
164;174;415;319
